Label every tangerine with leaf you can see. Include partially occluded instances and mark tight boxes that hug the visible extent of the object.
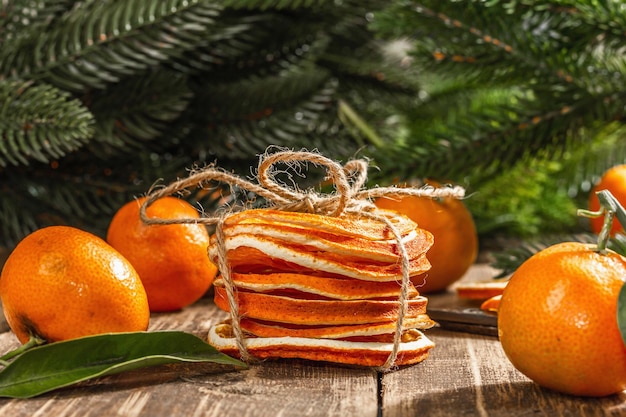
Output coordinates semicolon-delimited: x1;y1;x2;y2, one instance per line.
0;226;150;344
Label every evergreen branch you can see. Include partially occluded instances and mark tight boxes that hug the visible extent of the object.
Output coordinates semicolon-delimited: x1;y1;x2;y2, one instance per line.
0;189;39;248
88;69;193;153
173;12;330;78
376;2;626;91
0;80;93;166
544;123;626;201
191;76;346;159
376;82;626;183
0;0;72;43
0;149;193;246
219;0;332;10
571;1;626;42
1;0;222;91
192;66;332;122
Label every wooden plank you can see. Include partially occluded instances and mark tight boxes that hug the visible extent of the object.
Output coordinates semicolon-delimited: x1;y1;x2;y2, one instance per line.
0;298;378;417
381;327;626;416
2;263;624;416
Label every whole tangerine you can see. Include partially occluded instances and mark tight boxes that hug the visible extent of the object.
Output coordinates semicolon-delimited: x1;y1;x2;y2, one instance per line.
0;226;150;344
375;191;478;293
107;196;218;312
497;241;626;397
589;164;626;235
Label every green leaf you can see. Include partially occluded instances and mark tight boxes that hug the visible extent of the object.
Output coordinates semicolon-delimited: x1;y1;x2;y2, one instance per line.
618;282;626;348
0;331;246;399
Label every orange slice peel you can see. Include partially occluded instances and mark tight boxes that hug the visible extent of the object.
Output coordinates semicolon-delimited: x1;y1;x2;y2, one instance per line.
208;322;435;367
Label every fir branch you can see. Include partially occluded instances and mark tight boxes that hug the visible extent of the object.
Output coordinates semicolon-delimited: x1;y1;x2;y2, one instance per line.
0;80;93;166
88;69;193;153
190;73;344;159
173;12;331;79
0;0;223;91
0;0;72;44
0;149;193;246
192;65;331;122
368;1;626;183
220;0;332;10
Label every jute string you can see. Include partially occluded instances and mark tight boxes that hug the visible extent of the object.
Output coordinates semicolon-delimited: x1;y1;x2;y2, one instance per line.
140;149;465;371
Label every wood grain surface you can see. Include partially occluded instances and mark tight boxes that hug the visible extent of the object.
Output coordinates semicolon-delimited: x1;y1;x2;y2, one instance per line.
0;265;624;416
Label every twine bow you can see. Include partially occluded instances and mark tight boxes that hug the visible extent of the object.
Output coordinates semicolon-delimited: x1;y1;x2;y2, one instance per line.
140;149;465;371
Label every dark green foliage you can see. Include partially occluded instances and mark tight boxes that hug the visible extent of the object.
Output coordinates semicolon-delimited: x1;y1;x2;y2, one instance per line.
0;0;410;249
0;80;94;166
465;156;579;237
2;0;626;260
369;0;626;237
371;1;626;183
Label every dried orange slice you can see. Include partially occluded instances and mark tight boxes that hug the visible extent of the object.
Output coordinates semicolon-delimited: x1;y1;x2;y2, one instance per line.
222;208;418;241
456;280;508;300
238;316;435;340
220;223;428;263
213;286;428;325
224;273;419;300
208;322;435;367
480;294;501;313
213;241;432;281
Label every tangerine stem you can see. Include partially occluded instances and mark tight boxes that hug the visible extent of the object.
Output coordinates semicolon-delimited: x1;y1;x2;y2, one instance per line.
596;210;614;253
0;336;45;367
577;190;626;253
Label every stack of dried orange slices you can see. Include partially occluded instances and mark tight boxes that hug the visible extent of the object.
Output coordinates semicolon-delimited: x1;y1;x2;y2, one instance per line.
207;208;437;367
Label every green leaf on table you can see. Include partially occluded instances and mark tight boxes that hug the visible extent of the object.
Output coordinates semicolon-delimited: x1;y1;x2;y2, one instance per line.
0;331;246;399
618;282;626;348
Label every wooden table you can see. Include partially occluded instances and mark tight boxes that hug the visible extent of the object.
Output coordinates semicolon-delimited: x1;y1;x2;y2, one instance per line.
0;265;624;416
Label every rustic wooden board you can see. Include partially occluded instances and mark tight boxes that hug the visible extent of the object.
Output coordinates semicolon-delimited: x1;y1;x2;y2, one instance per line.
0;299;378;417
380;328;626;417
0;265;625;416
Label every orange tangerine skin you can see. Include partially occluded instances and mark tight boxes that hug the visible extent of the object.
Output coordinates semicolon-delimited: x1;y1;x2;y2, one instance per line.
107;196;218;312
0;226;150;344
498;242;626;397
589;164;626;235
375;193;478;293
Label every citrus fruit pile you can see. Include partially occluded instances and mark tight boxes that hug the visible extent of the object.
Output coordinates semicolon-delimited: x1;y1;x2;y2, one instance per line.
375;188;478;293
0;196;218;345
207;208;437;367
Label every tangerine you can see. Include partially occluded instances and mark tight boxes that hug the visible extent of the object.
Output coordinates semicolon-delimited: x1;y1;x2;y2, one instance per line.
375;191;478;293
107;196;218;312
0;226;150;344
497;242;626;397
589;164;626;235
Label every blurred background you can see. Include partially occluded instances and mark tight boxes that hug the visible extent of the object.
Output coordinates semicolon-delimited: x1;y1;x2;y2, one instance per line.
2;0;626;270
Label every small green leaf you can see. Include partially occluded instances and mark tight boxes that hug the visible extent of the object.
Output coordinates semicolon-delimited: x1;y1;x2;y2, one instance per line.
0;331;245;398
619;282;626;348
